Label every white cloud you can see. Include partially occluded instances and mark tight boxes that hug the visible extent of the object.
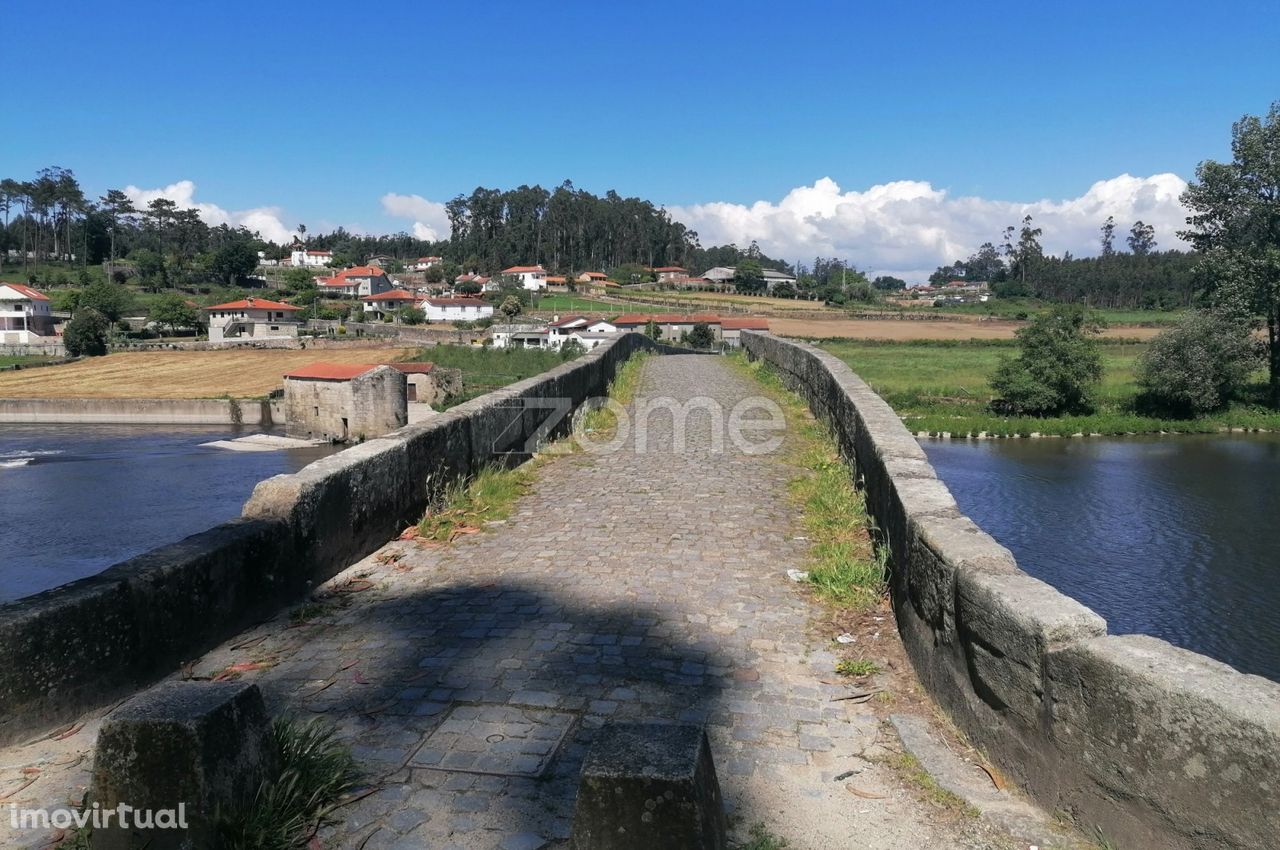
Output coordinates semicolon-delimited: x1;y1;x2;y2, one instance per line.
122;180;297;244
666;174;1191;281
380;193;451;242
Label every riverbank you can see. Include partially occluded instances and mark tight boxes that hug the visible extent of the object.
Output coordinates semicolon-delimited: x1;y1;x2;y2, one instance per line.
821;338;1280;437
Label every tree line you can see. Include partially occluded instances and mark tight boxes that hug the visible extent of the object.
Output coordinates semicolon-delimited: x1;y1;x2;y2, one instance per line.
929;216;1197;308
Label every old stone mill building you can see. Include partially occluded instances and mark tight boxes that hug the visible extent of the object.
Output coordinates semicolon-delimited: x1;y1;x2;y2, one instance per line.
282;362;407;442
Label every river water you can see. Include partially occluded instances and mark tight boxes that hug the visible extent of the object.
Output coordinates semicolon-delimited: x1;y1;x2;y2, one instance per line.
0;425;336;603
924;434;1280;682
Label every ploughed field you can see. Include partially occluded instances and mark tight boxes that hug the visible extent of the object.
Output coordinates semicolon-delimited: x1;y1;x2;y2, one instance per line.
0;348;415;399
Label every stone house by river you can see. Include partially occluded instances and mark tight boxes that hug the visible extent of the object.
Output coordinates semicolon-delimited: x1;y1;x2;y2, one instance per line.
282;363;407;442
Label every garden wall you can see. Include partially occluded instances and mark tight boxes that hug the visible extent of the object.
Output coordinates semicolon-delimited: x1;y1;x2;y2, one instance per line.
742;330;1280;850
0;333;658;747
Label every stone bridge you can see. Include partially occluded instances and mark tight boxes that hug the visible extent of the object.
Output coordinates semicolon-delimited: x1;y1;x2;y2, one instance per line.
0;335;1276;850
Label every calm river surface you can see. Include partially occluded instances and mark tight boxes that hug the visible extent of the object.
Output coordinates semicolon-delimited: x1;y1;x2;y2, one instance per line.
0;425;336;603
924;434;1280;682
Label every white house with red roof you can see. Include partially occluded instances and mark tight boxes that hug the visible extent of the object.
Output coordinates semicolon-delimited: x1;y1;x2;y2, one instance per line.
0;283;54;344
411;256;443;271
318;266;394;298
421;297;494;323
360;289;419;320
288;248;334;268
500;265;548;291
653;266;688;283
204;296;303;342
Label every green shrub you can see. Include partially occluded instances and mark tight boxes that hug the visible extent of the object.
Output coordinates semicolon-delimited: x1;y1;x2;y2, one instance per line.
990;306;1103;415
64;308;110;356
1137;311;1262;415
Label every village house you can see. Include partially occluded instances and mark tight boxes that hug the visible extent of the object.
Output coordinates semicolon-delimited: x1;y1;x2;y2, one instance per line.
501;265;549;291
411;256;443;271
568;330;615;350
653;266;688;283
720;317;770;348
699;266;798;293
421;297;494;323
360;289;419;320
610;313;723;344
282;362;406;442
576;271;608;285
366;255;396;268
491;324;551;349
0;283;54;344
544;315;616;347
204;297;303;342
288;248;333;268
319;266;394;298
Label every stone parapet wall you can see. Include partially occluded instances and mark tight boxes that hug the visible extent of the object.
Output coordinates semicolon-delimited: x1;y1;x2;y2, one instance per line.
741;330;1280;850
0;334;658;747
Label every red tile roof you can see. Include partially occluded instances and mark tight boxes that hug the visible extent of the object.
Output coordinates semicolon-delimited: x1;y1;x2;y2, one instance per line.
336;266;386;278
653;266;687;272
387;362;435;374
360;289;417;301
284;362;379;381
549;315;589;328
501;265;545;274
0;282;49;301
611;313;722;326
583;272;607;279
721;317;770;330
205;297;301;311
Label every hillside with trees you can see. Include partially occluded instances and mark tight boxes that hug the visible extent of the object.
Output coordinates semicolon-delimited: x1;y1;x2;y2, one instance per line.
928;216;1198;308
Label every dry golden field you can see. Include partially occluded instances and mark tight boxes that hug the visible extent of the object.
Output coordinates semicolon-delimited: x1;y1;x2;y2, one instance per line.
0;348;415;398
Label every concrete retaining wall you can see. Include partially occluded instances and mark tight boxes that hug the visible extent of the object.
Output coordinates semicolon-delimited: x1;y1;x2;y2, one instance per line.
741;331;1280;850
0;334;658;747
0;397;275;425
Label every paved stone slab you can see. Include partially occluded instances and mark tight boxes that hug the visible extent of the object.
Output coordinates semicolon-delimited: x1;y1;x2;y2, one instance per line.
409;705;576;777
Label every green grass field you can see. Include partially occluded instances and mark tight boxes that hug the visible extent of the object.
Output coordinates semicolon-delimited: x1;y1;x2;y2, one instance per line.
0;355;54;369
532;294;674;314
822;339;1280;436
413;344;579;407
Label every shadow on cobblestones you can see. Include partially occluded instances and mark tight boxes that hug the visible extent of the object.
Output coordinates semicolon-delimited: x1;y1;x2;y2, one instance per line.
271;579;734;846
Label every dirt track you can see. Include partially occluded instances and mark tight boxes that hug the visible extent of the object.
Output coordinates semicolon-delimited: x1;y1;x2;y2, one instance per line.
0;347;415;399
770;317;1162;341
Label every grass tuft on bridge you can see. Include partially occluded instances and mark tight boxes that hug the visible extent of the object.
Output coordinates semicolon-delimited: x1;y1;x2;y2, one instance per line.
732;354;886;609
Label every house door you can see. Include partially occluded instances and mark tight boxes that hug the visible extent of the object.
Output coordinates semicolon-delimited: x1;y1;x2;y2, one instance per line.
407;383;417;402
341;417;349;441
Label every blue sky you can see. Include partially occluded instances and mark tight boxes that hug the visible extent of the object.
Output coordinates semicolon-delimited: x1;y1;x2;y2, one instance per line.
5;0;1278;275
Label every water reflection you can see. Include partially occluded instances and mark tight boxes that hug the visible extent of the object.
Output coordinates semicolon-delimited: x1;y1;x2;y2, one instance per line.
924;434;1280;682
